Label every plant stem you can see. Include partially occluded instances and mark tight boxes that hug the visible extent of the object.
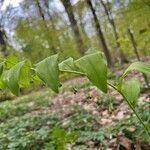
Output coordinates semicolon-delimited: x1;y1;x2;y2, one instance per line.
59;69;86;75
107;82;150;140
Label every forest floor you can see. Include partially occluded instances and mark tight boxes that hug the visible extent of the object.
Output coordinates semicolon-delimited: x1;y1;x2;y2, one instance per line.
0;65;150;149
34;74;150;149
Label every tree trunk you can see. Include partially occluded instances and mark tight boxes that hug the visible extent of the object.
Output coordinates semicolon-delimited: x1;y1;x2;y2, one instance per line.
127;28;149;88
100;0;128;64
36;0;57;54
87;0;112;66
61;0;85;55
0;29;8;56
127;28;140;61
43;0;63;53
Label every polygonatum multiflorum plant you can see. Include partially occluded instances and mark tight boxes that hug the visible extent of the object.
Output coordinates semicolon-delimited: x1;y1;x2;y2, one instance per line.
0;51;150;140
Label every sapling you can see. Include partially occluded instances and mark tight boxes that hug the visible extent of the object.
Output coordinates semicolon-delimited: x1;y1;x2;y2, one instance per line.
0;51;150;141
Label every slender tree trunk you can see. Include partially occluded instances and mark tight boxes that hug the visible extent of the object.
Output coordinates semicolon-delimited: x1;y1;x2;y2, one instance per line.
100;0;128;64
127;28;140;61
43;0;63;53
0;28;8;56
36;0;57;54
61;0;85;55
0;1;7;57
87;0;112;66
127;28;149;88
77;10;90;49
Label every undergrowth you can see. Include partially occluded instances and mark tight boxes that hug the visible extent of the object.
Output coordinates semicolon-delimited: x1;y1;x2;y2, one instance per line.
0;87;149;149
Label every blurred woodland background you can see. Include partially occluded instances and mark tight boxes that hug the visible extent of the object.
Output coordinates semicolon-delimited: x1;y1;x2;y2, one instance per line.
0;0;150;65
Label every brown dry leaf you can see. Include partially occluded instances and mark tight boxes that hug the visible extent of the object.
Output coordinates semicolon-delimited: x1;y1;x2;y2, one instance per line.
127;127;136;132
135;138;142;150
117;136;134;150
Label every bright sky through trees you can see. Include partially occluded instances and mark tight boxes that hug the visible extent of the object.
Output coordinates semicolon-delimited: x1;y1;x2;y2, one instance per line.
1;0;23;10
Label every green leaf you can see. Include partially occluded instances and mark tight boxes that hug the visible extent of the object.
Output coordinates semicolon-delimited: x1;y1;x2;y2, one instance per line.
35;54;59;93
19;60;31;86
32;74;43;83
59;57;84;75
85;48;102;55
59;57;77;71
52;128;66;139
3;61;27;96
121;78;140;107
0;62;4;77
5;54;19;69
123;62;150;76
75;52;107;93
117;61;150;90
0;75;6;89
85;48;98;54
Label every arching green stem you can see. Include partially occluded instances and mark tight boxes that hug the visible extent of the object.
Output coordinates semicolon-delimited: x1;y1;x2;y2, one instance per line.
59;69;86;75
107;82;150;141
